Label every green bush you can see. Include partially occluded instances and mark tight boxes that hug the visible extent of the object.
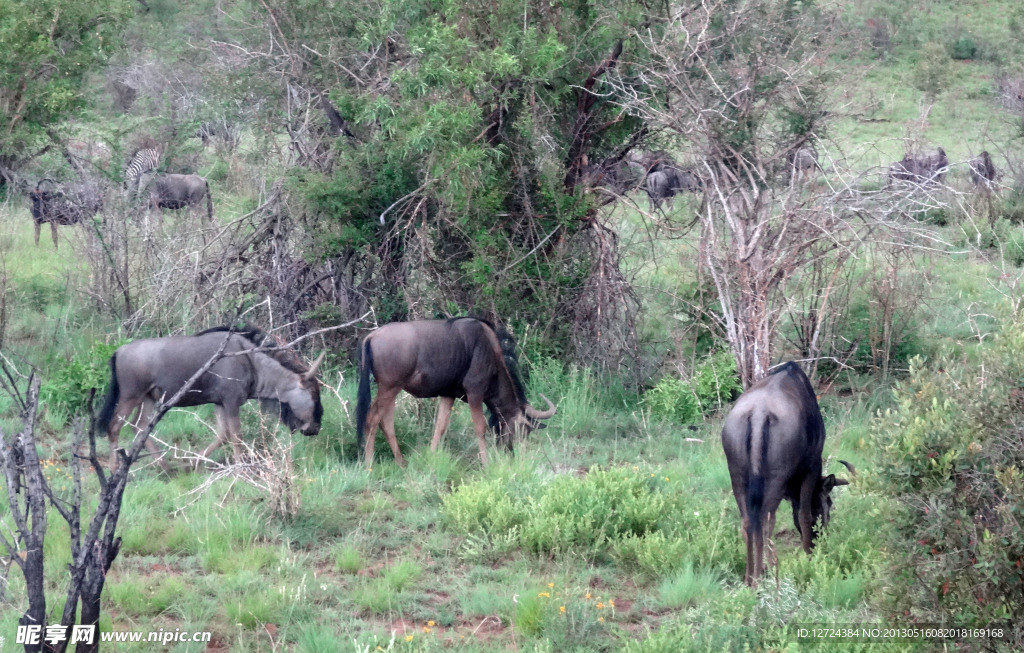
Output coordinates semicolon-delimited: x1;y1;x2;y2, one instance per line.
867;327;1024;642
40;340;124;417
1006;227;1024;267
643;375;700;424
643;351;741;424
949;35;978;60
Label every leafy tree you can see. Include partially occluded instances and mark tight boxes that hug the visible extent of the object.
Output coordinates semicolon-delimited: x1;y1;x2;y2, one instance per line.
218;0;657;367
0;0;133;185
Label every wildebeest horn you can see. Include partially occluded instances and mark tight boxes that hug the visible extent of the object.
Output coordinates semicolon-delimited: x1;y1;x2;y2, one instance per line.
303;351;325;380
838;459;857;476
524;393;556;419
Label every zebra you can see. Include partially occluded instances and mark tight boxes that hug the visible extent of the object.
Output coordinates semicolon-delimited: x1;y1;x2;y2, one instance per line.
124;147;162;191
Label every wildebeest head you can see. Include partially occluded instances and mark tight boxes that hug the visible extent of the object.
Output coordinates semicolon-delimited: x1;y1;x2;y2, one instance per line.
266;351;325;436
805;460;855;533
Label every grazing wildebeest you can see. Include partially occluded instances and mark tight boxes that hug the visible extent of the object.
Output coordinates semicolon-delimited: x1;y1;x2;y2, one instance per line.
28;179;102;248
721;361;854;586
888;147;949;185
788;146;821;184
356;317;557;466
143;173;214;222
97;325;324;470
969;151;997;188
645;166;702;210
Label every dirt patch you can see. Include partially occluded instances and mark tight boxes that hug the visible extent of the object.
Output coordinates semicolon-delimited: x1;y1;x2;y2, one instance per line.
205;634;229;652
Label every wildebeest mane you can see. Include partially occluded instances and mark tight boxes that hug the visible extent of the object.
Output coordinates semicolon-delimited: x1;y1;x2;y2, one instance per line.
194;324;311;375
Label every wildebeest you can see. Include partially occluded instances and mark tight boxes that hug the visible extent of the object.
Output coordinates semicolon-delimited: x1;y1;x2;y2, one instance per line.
97;325;324;470
356;317;556;466
888;147;949;185
721;361;854;586
788;146;821;184
142;173;214;222
969;151;997;188
645;166;702;210
28;179;102;248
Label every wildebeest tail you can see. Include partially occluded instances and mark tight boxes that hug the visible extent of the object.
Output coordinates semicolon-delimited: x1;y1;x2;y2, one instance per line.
356;338;373;451
746;410;770;541
204;179;213;223
96;353;120;434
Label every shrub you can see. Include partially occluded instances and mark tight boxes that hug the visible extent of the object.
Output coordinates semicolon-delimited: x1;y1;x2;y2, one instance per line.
643;351;741;424
949;35;978;60
867;328;1024;643
41;340;124;416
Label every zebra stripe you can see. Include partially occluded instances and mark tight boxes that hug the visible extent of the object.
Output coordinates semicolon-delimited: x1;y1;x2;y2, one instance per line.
124;147;161;187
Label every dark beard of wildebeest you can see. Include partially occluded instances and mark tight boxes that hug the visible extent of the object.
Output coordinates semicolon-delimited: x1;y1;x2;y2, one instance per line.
721;362;854;587
29;180;102;249
96;325;324;470
355;317;557;466
141;173;214;223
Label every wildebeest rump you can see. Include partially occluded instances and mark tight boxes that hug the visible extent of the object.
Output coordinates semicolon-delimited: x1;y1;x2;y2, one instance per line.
29;179;102;248
143;173;214;222
969;151;997;188
721;361;853;586
356;317;556;466
97;325;324;469
888;147;949;185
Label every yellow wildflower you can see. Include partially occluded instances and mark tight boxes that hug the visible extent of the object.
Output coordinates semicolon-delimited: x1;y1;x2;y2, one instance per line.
559;606;566;614
548;582;554;588
608;600;615;608
427;621;435;627
596;602;605;609
423;626;431;633
405;635;414;642
585;592;591;599
538;591;550;598
598;617;605;622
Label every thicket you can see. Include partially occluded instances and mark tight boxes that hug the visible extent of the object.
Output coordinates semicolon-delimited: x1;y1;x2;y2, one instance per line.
868;323;1024;645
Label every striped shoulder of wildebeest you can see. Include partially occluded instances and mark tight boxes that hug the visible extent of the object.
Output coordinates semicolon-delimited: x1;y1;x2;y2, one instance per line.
96;324;325;471
355;317;556;467
720;361;854;587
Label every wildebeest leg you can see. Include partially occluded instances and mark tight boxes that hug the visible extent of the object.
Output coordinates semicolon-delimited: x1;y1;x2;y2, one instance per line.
379;392;405;467
225;409;245;462
765;510;778;569
34;221;42;247
430;396;455;453
798;477;817;553
50;222;59;249
107;397;143;469
199;405;232;465
729;474;754;584
467;397;490;465
133;398;169;470
364;388;401;466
